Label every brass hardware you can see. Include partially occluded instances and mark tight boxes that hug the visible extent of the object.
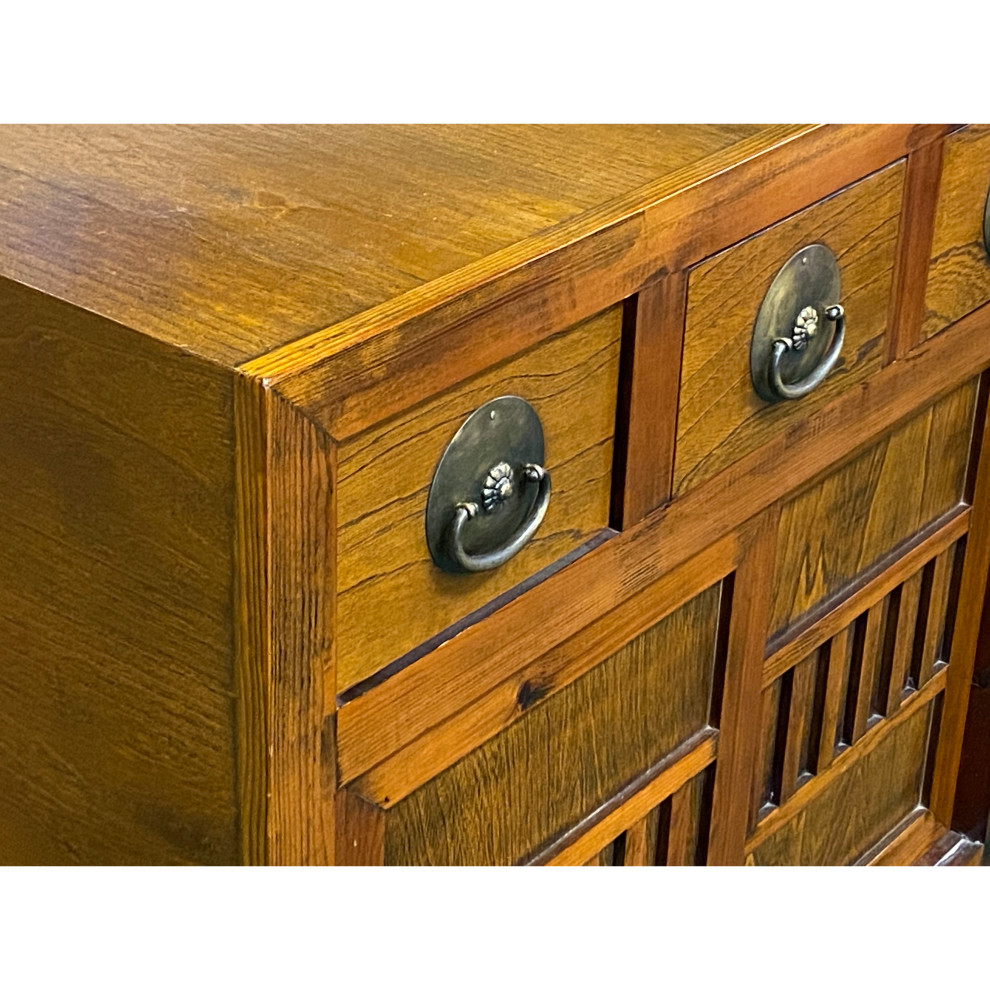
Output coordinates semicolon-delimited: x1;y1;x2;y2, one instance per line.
750;244;845;403
426;396;551;574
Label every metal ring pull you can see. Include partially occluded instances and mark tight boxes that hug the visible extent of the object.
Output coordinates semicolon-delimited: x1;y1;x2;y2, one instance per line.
750;244;844;404
445;464;551;572
769;304;845;401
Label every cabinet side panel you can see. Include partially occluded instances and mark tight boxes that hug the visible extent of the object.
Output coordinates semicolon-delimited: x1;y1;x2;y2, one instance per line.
0;280;240;864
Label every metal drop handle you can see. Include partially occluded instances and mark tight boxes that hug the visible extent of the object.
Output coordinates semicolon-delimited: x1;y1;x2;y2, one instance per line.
768;303;845;401
444;464;551;572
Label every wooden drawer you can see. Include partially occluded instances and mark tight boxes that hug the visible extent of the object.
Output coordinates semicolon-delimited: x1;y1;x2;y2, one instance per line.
674;162;905;495
374;578;725;865
923;125;990;340
335;303;622;693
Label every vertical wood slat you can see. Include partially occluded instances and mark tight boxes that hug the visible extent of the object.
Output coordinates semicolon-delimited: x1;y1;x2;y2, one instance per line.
622;808;660;866
818;625;853;772
887;571;924;713
708;508;779;864
919;547;955;686
852;600;888;743
750;683;780;830
667;775;703;866
779;656;818;803
886;139;945;363
613;273;688;529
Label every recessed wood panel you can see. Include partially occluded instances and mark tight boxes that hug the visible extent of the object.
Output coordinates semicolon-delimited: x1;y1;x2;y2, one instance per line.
382;582;723;866
770;379;977;637
335;304;622;692
674;162;904;494
923;126;990;340
748;700;932;866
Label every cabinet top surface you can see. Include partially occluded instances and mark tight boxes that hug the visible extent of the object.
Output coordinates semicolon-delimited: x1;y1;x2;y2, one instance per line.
0;123;794;367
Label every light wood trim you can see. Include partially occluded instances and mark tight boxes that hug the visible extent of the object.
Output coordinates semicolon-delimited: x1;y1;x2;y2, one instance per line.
708;509;779;864
887;571;924;715
762;507;970;688
248;127;955;443
886;140;945;362
616;273;687;527
779;657;817;803
622;816;653;866
859;809;944;865
852;601;887;744
919;548;954;687
539;730;717;867
746;666;947;854
817;627;853;773
338;529;741;786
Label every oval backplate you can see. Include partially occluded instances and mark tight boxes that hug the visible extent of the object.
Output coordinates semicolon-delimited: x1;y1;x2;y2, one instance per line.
750;243;842;403
425;396;545;573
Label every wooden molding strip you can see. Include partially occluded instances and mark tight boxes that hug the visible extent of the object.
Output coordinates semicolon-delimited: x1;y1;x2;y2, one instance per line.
341;530;741;789
247;126;955;443
528;729;718;867
336;302;990;785
745;666;947;854
762;507;971;688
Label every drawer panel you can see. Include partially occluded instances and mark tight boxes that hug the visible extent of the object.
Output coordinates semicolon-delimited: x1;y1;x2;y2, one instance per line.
335;304;622;692
380;580;724;866
923;125;990;340
769;377;977;638
674;162;904;495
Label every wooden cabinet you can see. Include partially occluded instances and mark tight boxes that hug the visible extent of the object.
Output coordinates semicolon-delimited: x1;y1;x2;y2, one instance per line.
2;124;990;865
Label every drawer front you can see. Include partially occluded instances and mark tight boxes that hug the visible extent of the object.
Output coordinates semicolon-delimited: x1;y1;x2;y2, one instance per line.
923;125;990;340
769;378;977;639
674;162;905;495
335;304;622;693
379;580;724;866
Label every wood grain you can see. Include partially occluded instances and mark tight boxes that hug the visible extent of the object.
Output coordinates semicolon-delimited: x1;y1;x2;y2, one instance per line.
770;378;977;636
338;303;990;789
621;808;661;866
923;125;990;340
537;730;717;866
779;655;818;803
708;509;779;864
613;273;688;527
916;546;956;687
381;586;722;865
818;628;853;773
0;278;240;864
348;534;737;805
335;304;621;691
675;162;905;494
888;571;924;714
747;699;933;865
886;140;944;361
666;771;710;866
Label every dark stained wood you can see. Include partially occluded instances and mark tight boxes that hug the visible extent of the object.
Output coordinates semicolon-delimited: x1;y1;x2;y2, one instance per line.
886;140;945;361
751;679;782;828
770;378;977;636
538;730;717;867
613;273;688;527
676;162;905;494
0;278;241;865
261;127;954;442
382;587;722;865
708;509;779;865
851;601;889;743
747;698;933;865
348;535;737;805
923;125;990;340
931;381;990;822
334;304;621;691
